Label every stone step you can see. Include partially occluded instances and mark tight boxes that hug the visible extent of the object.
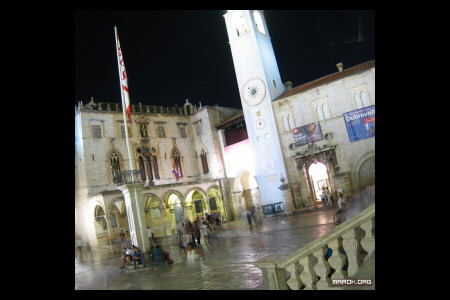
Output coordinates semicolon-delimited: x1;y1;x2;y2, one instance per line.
121;264;147;273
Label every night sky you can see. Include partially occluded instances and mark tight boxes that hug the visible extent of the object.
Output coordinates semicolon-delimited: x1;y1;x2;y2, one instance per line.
75;10;375;110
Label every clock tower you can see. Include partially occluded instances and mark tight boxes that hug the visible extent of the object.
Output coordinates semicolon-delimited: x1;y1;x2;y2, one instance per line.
223;10;294;214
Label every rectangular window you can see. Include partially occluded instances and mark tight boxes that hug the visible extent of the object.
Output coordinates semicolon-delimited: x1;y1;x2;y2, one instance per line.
157;126;165;138
179;126;187;138
92;125;102;138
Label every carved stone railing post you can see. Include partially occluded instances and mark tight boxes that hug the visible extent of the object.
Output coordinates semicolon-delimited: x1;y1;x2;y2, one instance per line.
253;254;290;290
286;262;302;290
313;246;332;289
328;238;347;281
298;254;317;290
360;217;375;262
342;227;362;277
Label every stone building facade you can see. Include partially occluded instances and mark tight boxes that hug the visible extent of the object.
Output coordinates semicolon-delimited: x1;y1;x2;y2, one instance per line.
75;99;240;253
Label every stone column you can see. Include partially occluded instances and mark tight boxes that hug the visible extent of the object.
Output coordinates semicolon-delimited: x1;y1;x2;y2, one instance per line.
118;182;150;253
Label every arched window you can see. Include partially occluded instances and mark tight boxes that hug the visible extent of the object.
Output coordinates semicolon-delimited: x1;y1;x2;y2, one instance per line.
361;91;370;107
282;116;289;132
138;156;146;182
287;115;295;130
109;152;121;183
200;149;209;174
316;105;325;121
173;149;183;178
322;103;331;119
144;155;153;182
354;92;363;109
152;155;160;179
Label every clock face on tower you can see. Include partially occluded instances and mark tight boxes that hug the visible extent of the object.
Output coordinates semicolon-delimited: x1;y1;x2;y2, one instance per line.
243;78;266;106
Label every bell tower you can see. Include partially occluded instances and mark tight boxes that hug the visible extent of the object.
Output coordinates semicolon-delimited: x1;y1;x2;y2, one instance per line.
223;10;293;214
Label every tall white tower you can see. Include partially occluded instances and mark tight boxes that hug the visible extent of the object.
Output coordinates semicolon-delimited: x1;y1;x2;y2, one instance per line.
223;10;293;214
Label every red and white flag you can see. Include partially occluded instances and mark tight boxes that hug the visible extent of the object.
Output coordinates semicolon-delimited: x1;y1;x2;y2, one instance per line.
114;27;132;124
172;161;180;181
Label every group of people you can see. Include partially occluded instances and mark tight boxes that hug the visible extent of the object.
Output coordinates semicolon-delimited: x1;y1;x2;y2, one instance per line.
120;245;145;269
178;211;222;252
321;186;334;208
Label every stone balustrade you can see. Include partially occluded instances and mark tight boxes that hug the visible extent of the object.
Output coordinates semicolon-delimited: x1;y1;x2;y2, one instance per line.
253;203;375;290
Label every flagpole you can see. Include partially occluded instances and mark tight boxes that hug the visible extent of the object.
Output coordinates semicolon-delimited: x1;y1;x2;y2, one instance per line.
114;26;135;176
114;26;150;252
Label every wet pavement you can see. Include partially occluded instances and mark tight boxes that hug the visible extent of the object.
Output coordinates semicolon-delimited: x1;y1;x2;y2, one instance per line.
75;208;338;290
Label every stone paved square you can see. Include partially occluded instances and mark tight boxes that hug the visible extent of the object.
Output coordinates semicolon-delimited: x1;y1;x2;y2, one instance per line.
75;208;337;290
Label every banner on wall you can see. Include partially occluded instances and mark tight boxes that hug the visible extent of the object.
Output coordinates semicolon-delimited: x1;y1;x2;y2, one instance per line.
343;105;375;142
293;122;323;147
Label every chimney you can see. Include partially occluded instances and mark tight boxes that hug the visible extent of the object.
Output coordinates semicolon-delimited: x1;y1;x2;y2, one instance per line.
284;81;293;90
336;62;344;72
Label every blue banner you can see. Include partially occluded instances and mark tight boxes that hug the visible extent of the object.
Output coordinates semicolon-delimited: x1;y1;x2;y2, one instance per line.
343;105;375;142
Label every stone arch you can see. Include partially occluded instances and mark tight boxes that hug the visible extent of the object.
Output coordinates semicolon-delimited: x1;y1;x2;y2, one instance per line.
144;193;164;209
161;190;185;235
185;187;209;221
233;170;260;212
144;193;166;238
93;204;109;246
207;185;226;220
351;151;375;193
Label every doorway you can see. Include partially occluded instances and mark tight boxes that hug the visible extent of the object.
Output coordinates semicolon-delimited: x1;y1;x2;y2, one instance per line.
308;162;331;203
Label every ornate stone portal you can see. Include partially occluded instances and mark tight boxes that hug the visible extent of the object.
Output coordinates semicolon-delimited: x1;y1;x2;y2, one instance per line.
292;144;339;206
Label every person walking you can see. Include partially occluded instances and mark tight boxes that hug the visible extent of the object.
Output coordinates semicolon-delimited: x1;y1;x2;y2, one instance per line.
250;206;257;225
193;220;201;246
246;210;253;227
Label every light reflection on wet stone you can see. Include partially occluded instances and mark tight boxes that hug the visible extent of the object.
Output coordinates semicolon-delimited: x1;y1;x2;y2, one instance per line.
75;208;337;290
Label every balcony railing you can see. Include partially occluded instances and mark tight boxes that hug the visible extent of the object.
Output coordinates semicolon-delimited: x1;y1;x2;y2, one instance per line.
253;203;375;290
113;170;145;186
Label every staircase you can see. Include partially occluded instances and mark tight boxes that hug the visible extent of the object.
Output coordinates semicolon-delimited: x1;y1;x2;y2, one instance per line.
253;203;375;290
